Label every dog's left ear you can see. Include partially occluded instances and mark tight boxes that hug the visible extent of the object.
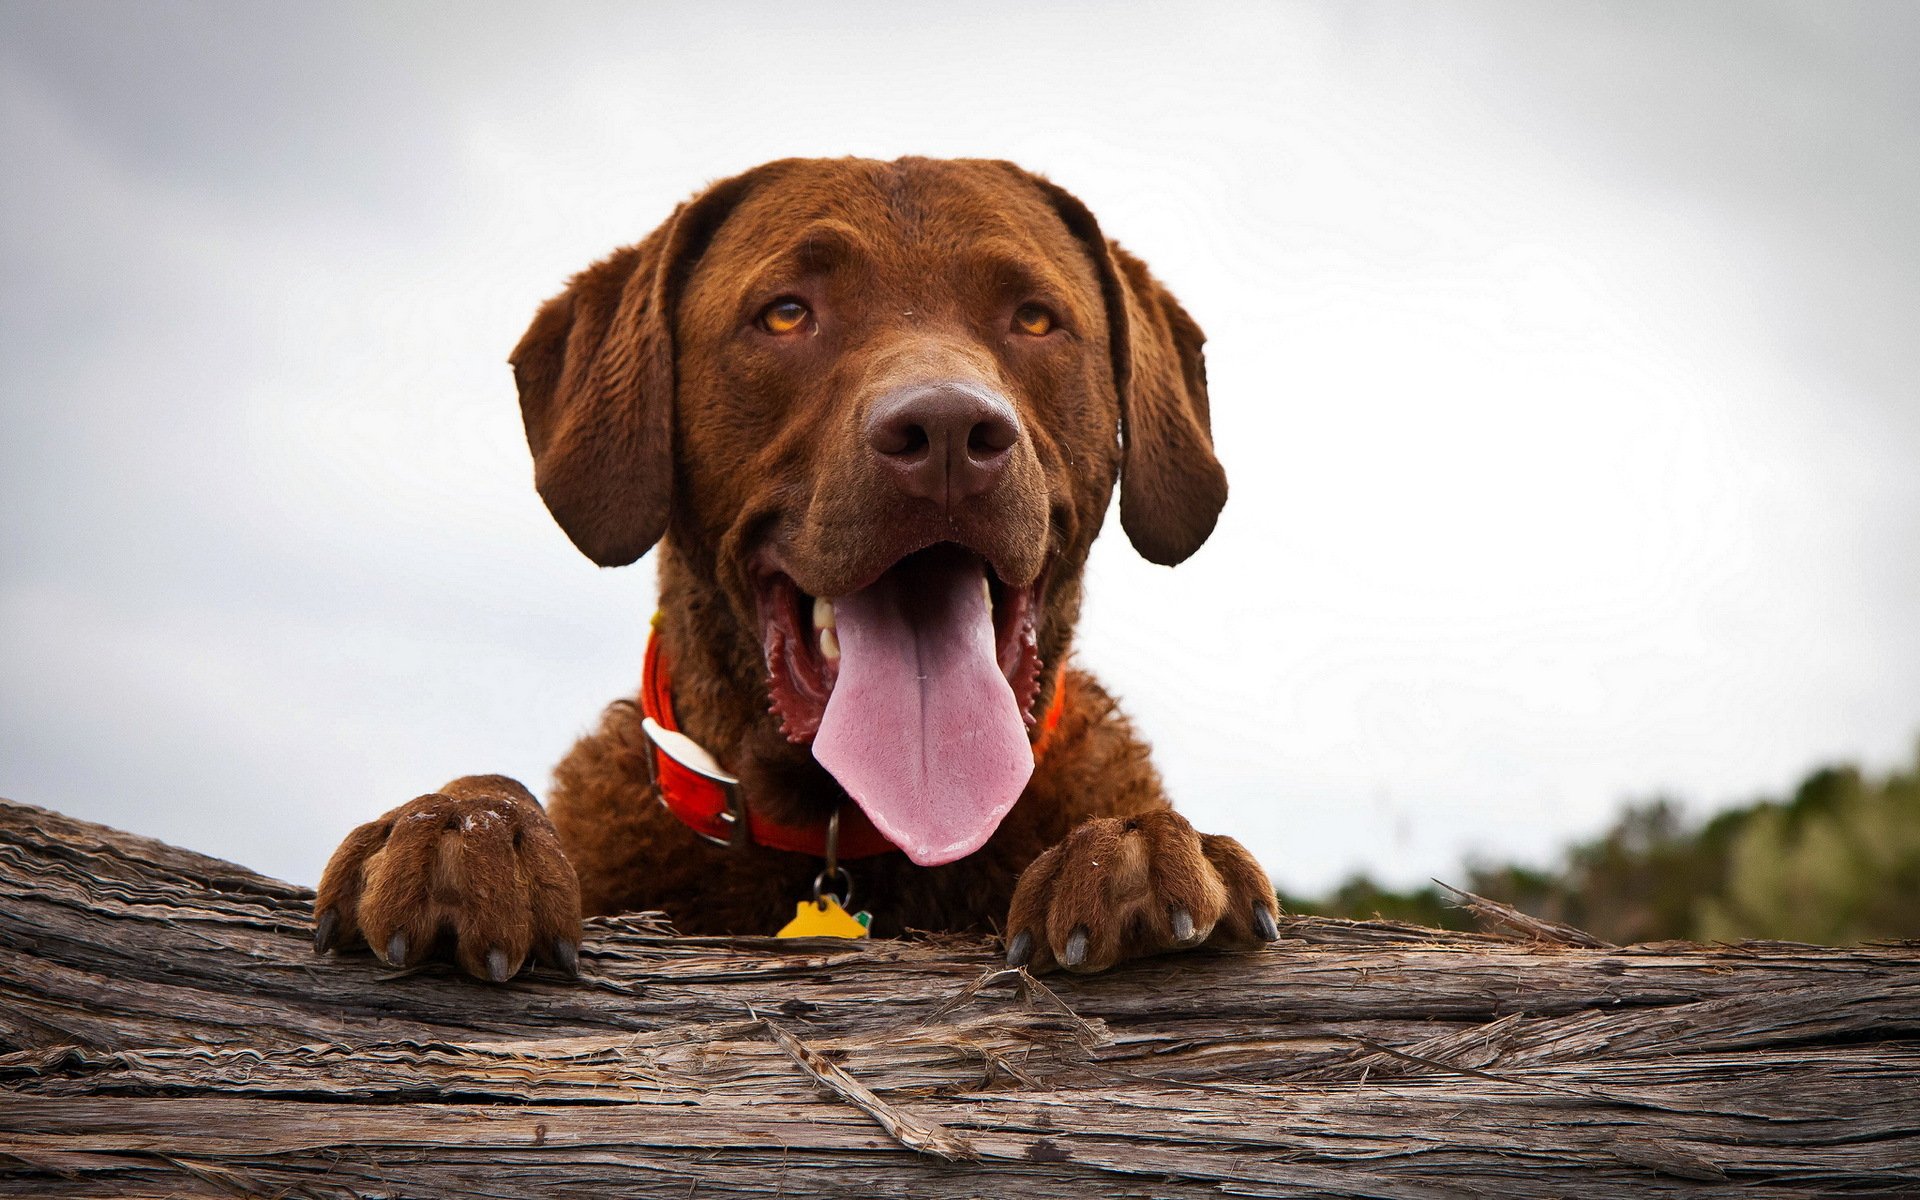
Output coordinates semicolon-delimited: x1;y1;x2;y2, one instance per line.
1017;170;1228;565
509;174;755;567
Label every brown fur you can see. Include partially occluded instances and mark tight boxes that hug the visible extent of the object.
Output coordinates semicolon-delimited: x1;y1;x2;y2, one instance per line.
313;157;1276;979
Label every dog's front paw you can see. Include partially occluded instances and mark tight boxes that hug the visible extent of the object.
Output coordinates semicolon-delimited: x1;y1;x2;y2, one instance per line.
312;775;582;983
1004;811;1279;974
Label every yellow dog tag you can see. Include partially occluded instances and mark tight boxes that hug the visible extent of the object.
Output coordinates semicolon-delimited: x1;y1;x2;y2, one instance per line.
777;896;872;939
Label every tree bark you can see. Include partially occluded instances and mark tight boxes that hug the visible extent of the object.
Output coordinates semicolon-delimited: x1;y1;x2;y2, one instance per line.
1;797;1915;1198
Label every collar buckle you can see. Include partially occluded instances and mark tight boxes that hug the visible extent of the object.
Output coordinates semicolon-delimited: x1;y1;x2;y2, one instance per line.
640;716;749;849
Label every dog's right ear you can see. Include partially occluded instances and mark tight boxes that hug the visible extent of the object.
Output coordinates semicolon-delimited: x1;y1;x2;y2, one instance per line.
1009;167;1228;566
509;178;751;567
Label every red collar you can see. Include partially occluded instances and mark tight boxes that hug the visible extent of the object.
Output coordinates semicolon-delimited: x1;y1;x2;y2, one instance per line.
639;621;1068;859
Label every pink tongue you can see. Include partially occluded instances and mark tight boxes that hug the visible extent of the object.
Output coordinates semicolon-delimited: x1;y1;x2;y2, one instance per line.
813;550;1033;866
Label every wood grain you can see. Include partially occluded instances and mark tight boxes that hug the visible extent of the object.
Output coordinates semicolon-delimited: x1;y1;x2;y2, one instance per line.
2;797;1915;1197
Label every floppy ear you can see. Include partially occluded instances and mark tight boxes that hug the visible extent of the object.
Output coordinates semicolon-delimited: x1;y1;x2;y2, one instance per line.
508;178;751;566
1020;173;1228;565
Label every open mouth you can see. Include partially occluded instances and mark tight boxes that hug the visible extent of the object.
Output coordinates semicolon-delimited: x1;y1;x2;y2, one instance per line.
753;544;1044;865
757;544;1041;742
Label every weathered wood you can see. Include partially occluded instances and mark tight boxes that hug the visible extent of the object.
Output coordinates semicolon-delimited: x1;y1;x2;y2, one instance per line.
1;797;1915;1198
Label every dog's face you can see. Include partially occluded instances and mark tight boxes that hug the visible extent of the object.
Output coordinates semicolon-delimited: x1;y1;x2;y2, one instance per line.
510;157;1225;864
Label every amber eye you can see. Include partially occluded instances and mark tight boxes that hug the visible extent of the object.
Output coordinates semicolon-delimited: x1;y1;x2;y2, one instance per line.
759;298;811;334
1012;303;1055;336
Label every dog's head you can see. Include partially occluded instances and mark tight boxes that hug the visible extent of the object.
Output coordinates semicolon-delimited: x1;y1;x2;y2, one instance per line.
510;157;1224;864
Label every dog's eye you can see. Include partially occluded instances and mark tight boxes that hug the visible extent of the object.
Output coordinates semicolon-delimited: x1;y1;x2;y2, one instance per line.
1012;303;1055;336
759;298;811;335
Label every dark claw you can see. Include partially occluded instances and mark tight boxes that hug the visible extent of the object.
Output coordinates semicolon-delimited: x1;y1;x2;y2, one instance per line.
384;931;409;966
552;938;580;978
1062;927;1089;969
486;947;514;983
312;909;337;955
1253;905;1280;942
1006;930;1032;967
1170;907;1196;943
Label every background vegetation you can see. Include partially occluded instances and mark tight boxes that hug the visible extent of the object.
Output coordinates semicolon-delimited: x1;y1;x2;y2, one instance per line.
1281;741;1920;945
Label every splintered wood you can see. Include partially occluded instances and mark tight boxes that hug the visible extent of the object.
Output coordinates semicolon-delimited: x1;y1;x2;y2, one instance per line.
1;797;1915;1198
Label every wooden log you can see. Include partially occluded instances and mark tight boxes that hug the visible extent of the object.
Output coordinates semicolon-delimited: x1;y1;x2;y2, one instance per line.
1;796;1915;1198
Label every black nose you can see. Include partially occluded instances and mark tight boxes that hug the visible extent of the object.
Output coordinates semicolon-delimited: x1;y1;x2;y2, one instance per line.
865;381;1020;507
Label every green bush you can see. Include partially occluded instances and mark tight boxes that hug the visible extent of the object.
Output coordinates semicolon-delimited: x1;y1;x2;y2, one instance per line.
1282;741;1920;945
1695;760;1920;943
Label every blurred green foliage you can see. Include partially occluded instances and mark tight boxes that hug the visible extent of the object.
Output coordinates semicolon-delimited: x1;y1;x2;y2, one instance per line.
1279;741;1920;945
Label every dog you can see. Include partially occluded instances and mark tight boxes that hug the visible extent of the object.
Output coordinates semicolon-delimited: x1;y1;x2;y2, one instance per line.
312;157;1279;981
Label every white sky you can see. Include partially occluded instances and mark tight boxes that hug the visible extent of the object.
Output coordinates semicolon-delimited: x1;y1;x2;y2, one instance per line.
3;2;1916;894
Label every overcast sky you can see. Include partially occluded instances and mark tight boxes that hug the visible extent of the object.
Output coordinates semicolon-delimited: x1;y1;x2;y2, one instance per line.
3;2;1916;896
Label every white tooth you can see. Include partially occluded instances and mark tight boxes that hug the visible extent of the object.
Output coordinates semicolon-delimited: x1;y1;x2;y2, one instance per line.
981;576;992;606
813;596;835;630
819;627;840;662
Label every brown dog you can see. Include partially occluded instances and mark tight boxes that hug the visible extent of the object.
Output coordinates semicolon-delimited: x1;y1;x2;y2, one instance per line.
312;157;1278;981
